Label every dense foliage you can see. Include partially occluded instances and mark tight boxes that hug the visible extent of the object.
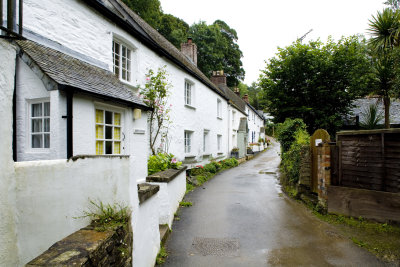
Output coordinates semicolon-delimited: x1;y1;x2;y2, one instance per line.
189;20;245;87
259;36;374;134
122;0;245;86
277;118;310;184
148;153;182;175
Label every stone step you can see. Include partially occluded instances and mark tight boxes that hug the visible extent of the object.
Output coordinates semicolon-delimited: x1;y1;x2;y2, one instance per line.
159;224;170;246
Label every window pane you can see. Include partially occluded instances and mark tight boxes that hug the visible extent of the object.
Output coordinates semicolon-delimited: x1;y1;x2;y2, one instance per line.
96;141;104;155
96;125;104;139
105;141;112;154
32;134;42;148
114;127;121;140
114;142;121;154
44;118;50;132
96;109;104;123
44;134;50;148
32;103;42;117
105;111;112;124
105;126;112;139
114;113;121;125
32;119;42;133
44;102;50;116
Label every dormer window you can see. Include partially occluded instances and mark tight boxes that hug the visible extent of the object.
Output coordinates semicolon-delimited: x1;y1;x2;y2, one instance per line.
113;40;132;82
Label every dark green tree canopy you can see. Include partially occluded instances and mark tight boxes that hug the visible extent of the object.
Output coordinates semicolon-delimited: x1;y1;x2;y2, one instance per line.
258;36;374;134
122;0;163;29
189;20;245;87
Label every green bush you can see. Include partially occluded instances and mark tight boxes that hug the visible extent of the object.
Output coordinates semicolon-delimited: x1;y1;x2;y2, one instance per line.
204;163;217;173
276;118;307;153
190;166;204;176
148;153;182;175
220;158;238;168
211;161;222;171
281;128;310;184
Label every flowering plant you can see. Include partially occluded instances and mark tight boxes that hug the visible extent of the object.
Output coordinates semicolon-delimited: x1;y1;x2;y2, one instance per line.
139;66;172;155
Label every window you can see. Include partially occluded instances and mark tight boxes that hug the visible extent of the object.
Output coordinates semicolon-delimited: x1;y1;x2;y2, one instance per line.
184;131;192;153
31;101;50;148
184;81;193;106
217;99;222;118
232;110;236;126
113;40;131;82
95;109;122;155
217;134;222;151
203;130;209;153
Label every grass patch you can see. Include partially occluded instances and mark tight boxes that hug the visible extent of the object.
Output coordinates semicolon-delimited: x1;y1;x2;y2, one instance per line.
312;210;400;262
156;245;168;265
179;201;193;207
76;200;130;231
186;183;195;194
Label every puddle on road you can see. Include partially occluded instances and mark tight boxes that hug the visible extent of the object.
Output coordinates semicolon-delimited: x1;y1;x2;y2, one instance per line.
259;169;277;175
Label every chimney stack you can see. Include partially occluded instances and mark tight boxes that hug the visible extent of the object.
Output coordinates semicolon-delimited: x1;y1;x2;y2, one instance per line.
181;37;197;66
210;70;227;86
243;94;249;103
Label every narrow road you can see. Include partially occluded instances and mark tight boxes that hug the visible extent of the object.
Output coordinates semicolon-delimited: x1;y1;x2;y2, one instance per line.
162;141;383;266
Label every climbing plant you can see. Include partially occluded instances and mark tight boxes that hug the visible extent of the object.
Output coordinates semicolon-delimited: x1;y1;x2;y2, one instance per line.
139;66;172;155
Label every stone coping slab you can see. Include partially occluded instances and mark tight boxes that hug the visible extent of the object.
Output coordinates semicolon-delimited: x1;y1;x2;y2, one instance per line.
146;166;187;183
137;183;160;204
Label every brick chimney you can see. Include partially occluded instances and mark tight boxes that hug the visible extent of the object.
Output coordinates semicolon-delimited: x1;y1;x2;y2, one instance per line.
243;94;249;103
234;87;240;97
210;70;227;86
181;37;197;66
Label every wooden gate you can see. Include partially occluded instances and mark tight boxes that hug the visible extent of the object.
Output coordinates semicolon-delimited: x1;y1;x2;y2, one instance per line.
310;129;330;193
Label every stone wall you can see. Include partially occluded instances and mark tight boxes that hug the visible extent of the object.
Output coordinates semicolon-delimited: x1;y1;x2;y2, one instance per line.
26;224;132;266
317;143;331;207
298;146;311;189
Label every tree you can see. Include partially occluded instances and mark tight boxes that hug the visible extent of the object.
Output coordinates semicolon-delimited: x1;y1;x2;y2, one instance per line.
384;0;400;10
122;0;163;29
189;20;245;87
258;36;373;134
368;8;400;128
158;14;189;48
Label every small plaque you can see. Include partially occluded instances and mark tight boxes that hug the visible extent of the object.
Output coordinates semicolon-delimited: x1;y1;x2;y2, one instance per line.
134;129;145;134
315;139;322;146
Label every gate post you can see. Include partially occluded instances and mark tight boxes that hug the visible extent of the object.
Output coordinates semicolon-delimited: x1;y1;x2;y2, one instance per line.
317;142;331;208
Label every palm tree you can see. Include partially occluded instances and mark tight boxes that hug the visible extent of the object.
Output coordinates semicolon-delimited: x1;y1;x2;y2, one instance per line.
368;8;400;128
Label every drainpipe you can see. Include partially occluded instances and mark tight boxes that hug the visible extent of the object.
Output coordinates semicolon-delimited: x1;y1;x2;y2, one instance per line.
227;104;230;156
65;89;73;158
12;48;18;161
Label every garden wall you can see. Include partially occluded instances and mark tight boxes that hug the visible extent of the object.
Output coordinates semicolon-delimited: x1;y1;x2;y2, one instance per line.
13;156;132;266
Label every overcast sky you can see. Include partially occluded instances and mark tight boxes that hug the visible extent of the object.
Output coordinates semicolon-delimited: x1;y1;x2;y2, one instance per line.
160;0;386;85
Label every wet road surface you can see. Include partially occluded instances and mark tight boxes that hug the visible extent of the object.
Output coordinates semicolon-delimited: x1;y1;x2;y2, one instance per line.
162;141;384;266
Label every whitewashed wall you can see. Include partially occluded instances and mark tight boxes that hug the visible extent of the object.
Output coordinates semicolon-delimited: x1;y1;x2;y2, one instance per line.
134;196;160;267
247;106;264;144
0;40;19;267
13;157;132;266
16;58;68;161
227;105;246;154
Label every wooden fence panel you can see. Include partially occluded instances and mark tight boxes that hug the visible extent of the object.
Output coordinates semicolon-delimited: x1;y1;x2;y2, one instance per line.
336;129;400;193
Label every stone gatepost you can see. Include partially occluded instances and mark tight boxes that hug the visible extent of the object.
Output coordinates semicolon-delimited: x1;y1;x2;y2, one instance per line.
317;143;331;207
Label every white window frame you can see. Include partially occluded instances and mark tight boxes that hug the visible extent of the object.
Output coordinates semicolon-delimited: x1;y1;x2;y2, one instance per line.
113;39;134;83
217;134;222;151
29;100;50;150
203;129;209;153
184;80;195;107
217;99;222;119
184;130;192;153
95;107;124;155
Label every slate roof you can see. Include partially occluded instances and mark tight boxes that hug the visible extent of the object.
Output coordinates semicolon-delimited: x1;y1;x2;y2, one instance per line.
217;84;247;115
16;40;150;109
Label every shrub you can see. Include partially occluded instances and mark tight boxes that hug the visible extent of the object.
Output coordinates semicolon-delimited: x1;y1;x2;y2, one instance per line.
190;165;204;176
204;163;217;173
276;118;307;153
148;153;182;175
220;158;238;168
280;128;310;184
211;161;222;171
